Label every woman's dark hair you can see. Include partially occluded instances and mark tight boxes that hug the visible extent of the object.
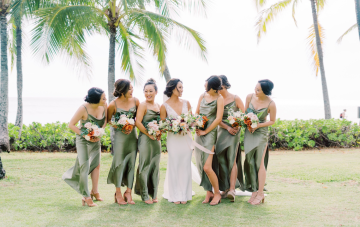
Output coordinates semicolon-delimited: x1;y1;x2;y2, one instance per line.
143;78;158;91
258;79;274;96
206;75;223;92
84;87;104;104
113;79;131;97
219;75;231;89
164;78;182;97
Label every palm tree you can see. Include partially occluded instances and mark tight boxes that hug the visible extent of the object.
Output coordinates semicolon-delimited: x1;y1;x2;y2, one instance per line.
0;0;11;153
255;0;331;119
31;0;206;101
338;0;360;42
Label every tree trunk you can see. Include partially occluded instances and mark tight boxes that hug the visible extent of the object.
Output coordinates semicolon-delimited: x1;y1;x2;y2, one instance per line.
108;30;116;155
163;63;171;83
355;0;360;40
0;14;10;152
310;0;331;119
15;21;23;138
0;157;5;179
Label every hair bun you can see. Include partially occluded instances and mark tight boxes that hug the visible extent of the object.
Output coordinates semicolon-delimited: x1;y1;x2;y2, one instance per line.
147;78;156;84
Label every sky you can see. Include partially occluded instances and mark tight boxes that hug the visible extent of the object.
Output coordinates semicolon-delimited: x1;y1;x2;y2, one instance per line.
5;0;360;119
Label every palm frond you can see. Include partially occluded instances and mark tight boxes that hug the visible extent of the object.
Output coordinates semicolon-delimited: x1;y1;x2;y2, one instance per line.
182;0;207;17
254;0;268;10
255;0;293;42
337;23;358;43
316;0;326;12
306;22;325;76
31;5;107;76
292;0;300;26
116;22;145;84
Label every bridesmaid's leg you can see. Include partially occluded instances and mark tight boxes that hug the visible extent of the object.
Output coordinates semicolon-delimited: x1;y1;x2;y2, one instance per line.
203;146;221;205
124;187;135;205
229;158;238;191
251;144;268;205
90;164;100;194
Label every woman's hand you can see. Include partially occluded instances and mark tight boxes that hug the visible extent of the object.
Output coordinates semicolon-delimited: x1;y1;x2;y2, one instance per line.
250;126;259;133
196;129;207;136
148;134;156;140
227;126;238;135
122;129;132;135
88;137;100;143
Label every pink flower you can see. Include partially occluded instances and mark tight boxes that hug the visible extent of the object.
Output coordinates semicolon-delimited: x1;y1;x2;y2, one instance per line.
84;122;92;129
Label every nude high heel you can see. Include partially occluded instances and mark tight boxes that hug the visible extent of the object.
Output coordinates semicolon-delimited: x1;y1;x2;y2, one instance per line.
251;192;265;205
227;190;236;202
90;190;103;201
114;192;127;205
248;192;258;203
124;191;135;205
82;197;97;207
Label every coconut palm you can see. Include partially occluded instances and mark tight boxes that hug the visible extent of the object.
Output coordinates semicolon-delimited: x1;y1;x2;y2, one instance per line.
338;0;360;42
31;0;206;101
255;0;331;119
0;0;11;153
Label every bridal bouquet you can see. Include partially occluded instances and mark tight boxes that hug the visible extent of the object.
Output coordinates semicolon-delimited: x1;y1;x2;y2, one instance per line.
225;106;244;128
161;112;193;135
243;112;260;130
113;113;135;132
193;114;209;130
146;119;162;139
80;122;105;141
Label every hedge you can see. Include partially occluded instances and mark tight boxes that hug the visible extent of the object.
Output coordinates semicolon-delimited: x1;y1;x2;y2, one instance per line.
7;119;360;152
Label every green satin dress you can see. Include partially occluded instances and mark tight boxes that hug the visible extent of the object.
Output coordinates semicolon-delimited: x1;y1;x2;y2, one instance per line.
135;109;161;201
195;95;219;192
62;106;105;197
243;95;272;192
215;97;244;191
107;100;137;189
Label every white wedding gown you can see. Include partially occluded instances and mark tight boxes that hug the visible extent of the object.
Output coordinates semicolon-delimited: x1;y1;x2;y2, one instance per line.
162;100;200;202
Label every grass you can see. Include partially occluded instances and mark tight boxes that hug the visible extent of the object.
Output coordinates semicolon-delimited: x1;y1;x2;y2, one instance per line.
1;149;360;226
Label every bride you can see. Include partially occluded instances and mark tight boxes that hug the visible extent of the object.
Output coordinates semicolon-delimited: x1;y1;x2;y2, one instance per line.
161;78;194;204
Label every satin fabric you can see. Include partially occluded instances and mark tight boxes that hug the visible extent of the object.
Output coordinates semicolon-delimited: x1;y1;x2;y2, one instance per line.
134;110;161;201
62;110;105;197
215;100;244;191
243;101;270;192
194;96;219;191
107;105;138;188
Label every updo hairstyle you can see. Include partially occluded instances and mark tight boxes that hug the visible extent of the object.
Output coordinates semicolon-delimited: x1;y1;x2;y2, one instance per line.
143;78;158;91
206;75;223;93
258;79;274;96
164;78;182;97
84;87;104;104
219;75;231;89
113;79;131;97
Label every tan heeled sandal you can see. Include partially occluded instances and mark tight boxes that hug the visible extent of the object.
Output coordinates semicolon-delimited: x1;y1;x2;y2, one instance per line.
247;192;258;203
227;190;236;202
144;199;153;204
251;192;265;205
221;189;229;199
210;194;221;206
124;191;135;205
90;190;103;201
82;197;97;207
152;198;158;203
114;192;127;205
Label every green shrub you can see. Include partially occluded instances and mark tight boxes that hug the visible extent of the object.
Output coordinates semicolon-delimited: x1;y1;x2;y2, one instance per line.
7;119;360;152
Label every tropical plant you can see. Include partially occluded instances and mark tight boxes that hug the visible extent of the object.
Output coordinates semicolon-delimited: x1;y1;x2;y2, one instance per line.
31;0;207;101
254;0;331;119
337;0;360;42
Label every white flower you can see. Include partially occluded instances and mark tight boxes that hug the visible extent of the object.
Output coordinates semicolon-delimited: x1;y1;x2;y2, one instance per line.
120;114;126;118
85;135;91;141
229;119;235;125
93;129;101;137
92;125;99;130
234;111;242;118
98;128;105;135
251;123;258;128
128;119;135;125
84;122;92;129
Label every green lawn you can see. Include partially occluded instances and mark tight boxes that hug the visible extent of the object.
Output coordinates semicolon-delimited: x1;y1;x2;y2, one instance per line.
1;149;359;226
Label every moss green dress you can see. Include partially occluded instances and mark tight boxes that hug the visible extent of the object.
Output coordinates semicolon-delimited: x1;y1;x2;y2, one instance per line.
195;94;219;192
107;100;137;189
243;95;272;192
62;106;105;197
215;97;244;191
135;109;161;201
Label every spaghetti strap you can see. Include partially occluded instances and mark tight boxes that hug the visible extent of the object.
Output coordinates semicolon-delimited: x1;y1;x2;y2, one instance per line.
267;100;273;109
134;98;136;106
234;95;236;102
102;106;106;117
83;105;89;114
114;99;118;109
203;92;206;98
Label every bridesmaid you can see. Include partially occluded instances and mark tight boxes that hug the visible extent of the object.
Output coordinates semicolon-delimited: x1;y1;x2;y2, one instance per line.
195;75;224;206
63;87;107;207
134;78;161;204
216;75;245;202
107;79;139;205
243;79;276;205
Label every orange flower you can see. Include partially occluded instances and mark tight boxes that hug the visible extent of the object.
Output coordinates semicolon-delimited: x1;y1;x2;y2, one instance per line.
88;129;94;136
123;124;133;131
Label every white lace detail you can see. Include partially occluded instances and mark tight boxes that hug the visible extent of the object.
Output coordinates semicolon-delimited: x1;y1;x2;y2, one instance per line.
164;100;188;118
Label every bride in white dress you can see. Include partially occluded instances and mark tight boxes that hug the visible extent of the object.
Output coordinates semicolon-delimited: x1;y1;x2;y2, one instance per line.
160;78;195;204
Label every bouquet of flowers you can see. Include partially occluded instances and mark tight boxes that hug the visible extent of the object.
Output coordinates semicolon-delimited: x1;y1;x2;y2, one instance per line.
146;119;162;139
193;114;209;130
225;106;244;128
112;113;135;133
243;112;260;131
160;112;193;135
80;122;105;141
